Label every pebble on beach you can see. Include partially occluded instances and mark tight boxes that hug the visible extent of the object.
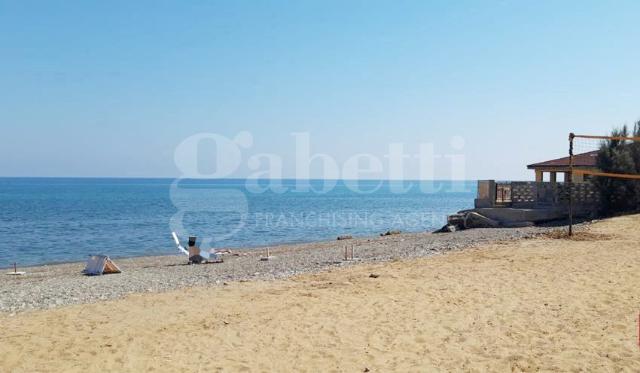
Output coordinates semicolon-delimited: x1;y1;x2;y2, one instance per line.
0;225;562;313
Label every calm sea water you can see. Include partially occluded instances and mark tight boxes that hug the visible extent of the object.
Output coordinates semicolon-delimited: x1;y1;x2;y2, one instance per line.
0;178;476;267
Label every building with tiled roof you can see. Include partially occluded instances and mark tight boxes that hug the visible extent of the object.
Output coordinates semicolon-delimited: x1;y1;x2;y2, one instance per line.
526;150;599;183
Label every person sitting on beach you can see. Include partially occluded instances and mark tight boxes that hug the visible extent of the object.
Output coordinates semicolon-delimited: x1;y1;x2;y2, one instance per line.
187;236;205;264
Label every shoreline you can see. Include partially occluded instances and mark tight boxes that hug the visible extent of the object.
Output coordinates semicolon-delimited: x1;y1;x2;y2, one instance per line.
0;230;406;270
3;222;473;270
1;225;564;313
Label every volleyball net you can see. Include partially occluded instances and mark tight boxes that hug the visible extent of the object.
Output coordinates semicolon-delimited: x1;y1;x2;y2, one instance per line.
570;133;640;180
566;132;640;235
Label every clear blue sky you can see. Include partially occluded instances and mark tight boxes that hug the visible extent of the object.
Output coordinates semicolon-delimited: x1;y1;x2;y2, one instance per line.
1;0;639;180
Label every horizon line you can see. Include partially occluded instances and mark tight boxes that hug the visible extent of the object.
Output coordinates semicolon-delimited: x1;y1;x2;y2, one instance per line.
0;176;494;182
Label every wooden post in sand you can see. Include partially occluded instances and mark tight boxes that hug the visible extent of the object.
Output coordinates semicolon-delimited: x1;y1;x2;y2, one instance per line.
344;245;355;261
568;133;574;237
260;247;271;261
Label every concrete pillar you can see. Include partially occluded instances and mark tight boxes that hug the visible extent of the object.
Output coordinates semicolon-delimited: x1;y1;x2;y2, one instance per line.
550;172;557;184
535;170;543;182
474;180;496;208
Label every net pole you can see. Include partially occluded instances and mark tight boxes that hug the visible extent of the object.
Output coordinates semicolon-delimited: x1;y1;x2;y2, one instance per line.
568;133;574;236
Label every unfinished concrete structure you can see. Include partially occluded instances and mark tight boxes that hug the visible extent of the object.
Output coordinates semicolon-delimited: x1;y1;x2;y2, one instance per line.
447;152;600;230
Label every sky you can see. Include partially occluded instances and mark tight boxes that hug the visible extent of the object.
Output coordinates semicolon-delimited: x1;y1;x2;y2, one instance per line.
1;0;639;180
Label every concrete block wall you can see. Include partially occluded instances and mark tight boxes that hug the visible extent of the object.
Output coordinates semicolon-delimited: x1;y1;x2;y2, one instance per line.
474;180;599;209
511;182;536;206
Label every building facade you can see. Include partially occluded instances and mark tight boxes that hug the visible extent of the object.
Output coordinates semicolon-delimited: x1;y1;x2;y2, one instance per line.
526;150;599;184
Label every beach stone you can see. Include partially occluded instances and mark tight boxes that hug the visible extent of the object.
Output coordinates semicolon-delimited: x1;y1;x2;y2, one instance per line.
446;213;465;228
434;224;458;233
463;212;500;229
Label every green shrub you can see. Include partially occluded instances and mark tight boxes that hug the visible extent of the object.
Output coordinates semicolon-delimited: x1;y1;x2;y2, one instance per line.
594;121;640;214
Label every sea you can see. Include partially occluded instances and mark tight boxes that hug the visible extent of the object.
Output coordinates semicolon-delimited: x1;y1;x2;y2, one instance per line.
0;178;476;267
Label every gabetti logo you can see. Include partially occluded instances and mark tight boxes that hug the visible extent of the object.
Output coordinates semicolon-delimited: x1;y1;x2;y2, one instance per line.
169;131;468;245
170;132;253;246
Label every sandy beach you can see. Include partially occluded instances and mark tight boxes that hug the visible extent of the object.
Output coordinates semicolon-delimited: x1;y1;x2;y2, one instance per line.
2;215;639;372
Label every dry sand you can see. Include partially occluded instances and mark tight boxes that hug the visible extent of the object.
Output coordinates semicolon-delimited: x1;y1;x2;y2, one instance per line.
1;215;639;372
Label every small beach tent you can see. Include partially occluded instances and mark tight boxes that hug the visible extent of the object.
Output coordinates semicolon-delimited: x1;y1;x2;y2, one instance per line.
84;255;121;275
